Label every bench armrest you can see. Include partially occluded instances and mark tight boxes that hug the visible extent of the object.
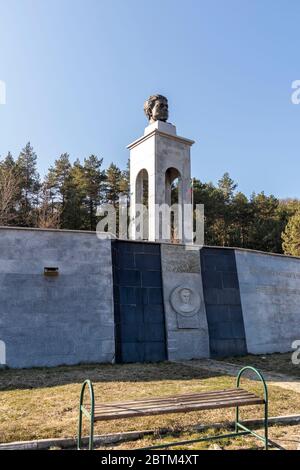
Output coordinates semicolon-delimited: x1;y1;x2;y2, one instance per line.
78;379;95;450
236;366;268;403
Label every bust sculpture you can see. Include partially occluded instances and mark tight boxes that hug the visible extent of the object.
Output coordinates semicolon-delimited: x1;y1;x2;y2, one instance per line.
144;94;169;123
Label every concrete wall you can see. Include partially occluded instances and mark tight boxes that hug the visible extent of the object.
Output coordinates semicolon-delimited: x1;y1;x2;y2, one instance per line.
1;227;300;368
160;244;300;359
0;228;115;368
235;249;300;354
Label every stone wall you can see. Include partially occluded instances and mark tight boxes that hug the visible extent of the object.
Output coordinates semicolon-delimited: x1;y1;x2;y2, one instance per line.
235;249;300;354
1;227;300;368
161;244;210;360
0;228;115;368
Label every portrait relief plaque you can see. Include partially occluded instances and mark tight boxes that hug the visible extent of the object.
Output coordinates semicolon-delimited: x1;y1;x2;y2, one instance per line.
170;285;202;317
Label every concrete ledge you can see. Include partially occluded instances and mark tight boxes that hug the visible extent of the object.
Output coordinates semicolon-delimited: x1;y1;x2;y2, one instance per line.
0;225;299;260
0;415;299;450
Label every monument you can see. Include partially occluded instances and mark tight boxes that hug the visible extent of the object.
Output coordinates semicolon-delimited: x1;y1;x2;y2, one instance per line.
1;96;300;368
127;94;194;243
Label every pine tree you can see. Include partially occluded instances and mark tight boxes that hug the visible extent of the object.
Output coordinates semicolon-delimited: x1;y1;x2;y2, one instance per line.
282;211;300;256
215;173;237;245
2;151;15;169
37;182;61;229
229;192;252;247
0;153;21;225
47;153;72;207
248;192;281;252
104;163;123;207
81;155;106;230
16;142;40;226
102;163;130;237
119;159;130;197
46;153;76;228
46;154;106;230
62;159;86;230
218;172;237;202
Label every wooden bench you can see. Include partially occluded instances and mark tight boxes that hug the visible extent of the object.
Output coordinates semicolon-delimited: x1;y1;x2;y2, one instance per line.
77;366;269;450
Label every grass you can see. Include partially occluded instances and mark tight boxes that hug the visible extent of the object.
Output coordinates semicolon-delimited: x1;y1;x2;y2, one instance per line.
1;360;300;446
219;353;300;379
102;424;300;450
98;427;263;451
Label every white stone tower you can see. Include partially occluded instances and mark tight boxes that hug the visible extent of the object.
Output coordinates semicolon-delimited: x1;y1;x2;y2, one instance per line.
127;95;194;243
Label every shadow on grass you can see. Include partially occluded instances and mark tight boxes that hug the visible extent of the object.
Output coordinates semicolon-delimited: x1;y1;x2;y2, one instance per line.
219;353;300;380
0;361;229;391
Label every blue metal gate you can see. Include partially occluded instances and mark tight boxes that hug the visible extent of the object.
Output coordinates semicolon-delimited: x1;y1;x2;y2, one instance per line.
200;247;247;358
112;241;167;363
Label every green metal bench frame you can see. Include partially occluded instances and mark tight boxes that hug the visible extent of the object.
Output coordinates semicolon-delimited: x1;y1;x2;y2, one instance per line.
77;366;269;450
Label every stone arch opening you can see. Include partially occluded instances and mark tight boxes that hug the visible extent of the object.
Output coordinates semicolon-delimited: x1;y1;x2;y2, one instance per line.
135;169;149;239
165;167;182;242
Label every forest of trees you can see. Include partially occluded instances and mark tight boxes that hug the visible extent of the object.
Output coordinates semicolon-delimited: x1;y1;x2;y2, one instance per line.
0;142;300;256
193;174;300;255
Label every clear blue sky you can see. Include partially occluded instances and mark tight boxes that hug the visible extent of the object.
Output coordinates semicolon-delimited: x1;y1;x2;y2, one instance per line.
0;0;299;198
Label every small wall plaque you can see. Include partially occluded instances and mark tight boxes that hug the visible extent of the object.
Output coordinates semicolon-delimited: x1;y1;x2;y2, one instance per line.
44;267;59;277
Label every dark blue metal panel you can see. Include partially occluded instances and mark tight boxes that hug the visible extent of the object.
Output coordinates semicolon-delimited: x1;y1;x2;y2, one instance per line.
200;247;247;358
112;241;166;363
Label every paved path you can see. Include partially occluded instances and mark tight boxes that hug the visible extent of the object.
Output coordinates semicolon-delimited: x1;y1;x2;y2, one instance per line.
178;359;300;394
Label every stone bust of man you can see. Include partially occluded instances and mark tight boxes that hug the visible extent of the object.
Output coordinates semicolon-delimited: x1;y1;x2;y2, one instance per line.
144;94;169;123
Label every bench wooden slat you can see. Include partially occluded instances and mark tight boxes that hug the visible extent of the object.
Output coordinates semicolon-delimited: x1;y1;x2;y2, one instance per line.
93;393;261;412
88;388;255;410
86;388;264;422
93;398;264;421
93;396;261;417
90;391;258;414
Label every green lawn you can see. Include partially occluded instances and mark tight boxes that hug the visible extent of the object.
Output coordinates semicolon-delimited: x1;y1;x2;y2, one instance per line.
103;424;300;450
1;361;300;446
